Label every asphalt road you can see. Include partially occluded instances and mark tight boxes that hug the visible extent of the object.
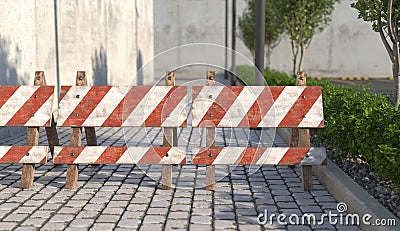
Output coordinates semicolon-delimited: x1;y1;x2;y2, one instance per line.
328;78;396;101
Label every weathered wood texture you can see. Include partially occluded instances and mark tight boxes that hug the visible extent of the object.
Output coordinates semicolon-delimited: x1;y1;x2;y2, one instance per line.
57;86;188;127
162;72;177;190
191;147;326;165
53;146;186;164
76;71;97;146
192;86;324;128
205;71;216;191
21;71;47;189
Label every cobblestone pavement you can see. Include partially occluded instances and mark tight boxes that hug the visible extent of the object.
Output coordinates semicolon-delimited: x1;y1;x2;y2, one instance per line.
0;126;361;231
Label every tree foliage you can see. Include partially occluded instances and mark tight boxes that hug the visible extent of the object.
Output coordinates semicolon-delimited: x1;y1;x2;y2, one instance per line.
282;0;339;76
238;0;284;69
238;0;338;75
351;0;400;107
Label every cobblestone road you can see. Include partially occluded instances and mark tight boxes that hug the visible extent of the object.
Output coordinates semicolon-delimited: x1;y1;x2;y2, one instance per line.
0;126;361;231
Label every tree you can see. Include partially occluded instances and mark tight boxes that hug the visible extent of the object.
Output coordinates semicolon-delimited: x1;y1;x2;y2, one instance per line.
238;0;284;69
351;0;400;107
283;0;339;77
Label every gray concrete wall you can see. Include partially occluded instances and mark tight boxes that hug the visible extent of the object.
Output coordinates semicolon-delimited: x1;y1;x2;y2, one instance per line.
0;0;154;138
0;0;154;87
154;0;392;78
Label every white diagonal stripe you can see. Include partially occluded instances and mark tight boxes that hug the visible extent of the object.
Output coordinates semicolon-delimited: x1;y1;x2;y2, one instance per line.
0;87;36;126
19;146;48;163
127;147;150;163
256;147;288;165
300;148;326;165
25;94;54;126
160;147;185;164
213;147;245;164
258;86;305;127
0;146;12;160
82;87;128;126
58;87;91;126
116;149;135;164
298;95;324;128
123;86;171;126
218;86;264;127
192;86;224;127
74;146;107;164
161;93;188;127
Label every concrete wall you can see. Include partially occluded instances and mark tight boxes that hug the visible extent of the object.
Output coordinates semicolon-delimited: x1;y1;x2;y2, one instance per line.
154;0;392;78
0;0;154;87
0;0;154;138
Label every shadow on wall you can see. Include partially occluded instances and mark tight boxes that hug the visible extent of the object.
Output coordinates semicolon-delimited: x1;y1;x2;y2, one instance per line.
0;35;24;85
92;46;108;86
137;50;143;85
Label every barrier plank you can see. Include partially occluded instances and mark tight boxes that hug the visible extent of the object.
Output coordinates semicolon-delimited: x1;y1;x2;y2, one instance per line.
192;86;324;128
53;146;186;165
0;86;54;127
0;146;48;164
57;86;188;127
191;147;327;165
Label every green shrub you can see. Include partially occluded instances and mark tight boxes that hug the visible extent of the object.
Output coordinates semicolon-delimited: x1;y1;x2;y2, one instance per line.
259;68;400;185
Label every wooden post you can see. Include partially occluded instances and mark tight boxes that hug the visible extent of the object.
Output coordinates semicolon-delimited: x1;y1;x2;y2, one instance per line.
65;71;97;189
161;72;176;190
21;71;46;189
205;71;216;191
296;71;313;191
76;71;97;147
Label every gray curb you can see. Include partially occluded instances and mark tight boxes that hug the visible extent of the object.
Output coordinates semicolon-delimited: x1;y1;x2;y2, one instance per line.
277;128;400;231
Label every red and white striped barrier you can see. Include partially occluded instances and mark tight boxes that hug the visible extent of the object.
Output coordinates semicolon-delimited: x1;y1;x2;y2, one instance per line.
57;86;188;127
53;146;186;165
0;86;54;127
0;146;48;164
192;86;324;128
191;147;327;165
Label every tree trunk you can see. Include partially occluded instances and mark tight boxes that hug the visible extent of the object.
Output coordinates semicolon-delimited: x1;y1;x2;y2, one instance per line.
265;45;272;70
291;42;298;77
393;42;400;107
298;43;306;72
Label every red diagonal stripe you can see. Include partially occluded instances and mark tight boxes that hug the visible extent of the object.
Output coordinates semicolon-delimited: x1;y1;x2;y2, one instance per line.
0;146;31;163
137;147;171;164
234;147;267;164
0;86;19;108
278;148;309;165
318;120;324;128
191;147;223;164
97;147;128;164
238;86;284;127
117;86;152;126
278;87;321;127
144;86;187;126
60;86;72;101
53;146;85;164
6;86;54;126
63;86;111;127
192;86;203;102
197;87;243;127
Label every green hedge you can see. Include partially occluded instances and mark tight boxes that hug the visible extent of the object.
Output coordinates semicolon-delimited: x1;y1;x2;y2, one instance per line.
236;65;400;186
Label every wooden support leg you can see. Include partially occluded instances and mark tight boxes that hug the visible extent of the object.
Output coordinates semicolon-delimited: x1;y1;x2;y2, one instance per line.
205;71;216;191
66;127;82;189
206;165;215;191
302;165;313;192
161;165;172;190
161;72;176;190
45;118;59;155
21;127;40;189
205;127;216;191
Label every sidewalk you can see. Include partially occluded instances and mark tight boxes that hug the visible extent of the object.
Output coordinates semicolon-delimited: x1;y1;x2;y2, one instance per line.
0;126;360;231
